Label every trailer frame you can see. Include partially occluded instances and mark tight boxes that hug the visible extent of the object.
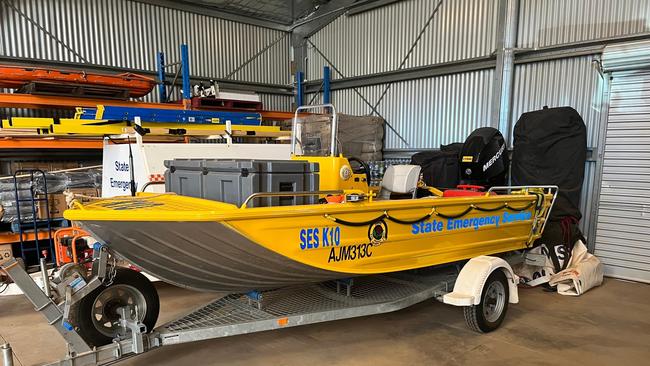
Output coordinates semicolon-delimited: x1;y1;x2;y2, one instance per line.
0;248;518;366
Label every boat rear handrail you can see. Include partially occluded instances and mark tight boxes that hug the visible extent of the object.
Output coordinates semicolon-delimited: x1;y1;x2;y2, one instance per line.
240;190;345;208
486;185;559;195
488;185;559;246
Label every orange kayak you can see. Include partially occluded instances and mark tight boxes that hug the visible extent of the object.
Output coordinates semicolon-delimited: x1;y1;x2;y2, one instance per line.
0;65;156;98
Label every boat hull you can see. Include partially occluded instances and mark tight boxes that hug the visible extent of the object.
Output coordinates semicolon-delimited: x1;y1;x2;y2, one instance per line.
67;191;553;293
80;220;348;292
226;204;537;275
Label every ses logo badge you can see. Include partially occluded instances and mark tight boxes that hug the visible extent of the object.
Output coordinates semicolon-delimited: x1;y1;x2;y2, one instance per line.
368;220;388;245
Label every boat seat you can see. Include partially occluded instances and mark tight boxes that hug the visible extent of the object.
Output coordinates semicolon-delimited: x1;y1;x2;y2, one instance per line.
379;165;421;200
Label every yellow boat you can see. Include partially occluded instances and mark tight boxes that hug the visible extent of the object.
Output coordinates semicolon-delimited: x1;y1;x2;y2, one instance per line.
64;106;557;293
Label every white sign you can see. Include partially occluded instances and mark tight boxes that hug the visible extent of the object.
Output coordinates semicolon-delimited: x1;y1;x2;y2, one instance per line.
101;139;291;197
102;143;149;197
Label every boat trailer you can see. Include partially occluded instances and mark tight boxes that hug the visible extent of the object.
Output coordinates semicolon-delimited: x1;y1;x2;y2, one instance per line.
0;243;524;366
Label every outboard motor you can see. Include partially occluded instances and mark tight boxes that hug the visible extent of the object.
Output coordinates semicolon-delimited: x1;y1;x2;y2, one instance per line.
459;127;508;188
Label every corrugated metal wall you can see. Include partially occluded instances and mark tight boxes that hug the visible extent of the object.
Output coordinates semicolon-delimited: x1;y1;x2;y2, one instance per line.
0;0;292;110
305;0;650;248
306;0;500;147
260;93;292;112
308;0;650;143
518;0;650;48
511;56;605;147
307;69;495;149
594;69;650;282
307;0;499;80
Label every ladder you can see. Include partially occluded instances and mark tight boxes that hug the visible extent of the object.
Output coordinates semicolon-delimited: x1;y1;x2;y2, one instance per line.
12;169;56;267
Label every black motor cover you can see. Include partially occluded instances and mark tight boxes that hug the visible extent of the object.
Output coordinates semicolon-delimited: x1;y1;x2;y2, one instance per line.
459;127;509;187
511;106;586;221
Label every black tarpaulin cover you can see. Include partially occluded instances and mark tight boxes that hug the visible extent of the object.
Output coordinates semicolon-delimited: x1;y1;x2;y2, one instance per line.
511;106;587;221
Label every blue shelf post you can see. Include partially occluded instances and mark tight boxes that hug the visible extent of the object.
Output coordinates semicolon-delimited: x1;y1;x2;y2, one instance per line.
295;71;304;108
156;51;167;103
323;66;331;105
180;44;191;109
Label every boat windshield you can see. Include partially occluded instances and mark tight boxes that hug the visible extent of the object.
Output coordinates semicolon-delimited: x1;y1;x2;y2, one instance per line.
292;104;338;157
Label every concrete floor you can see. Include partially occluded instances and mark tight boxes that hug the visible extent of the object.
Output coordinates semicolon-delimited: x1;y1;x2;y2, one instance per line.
1;278;649;366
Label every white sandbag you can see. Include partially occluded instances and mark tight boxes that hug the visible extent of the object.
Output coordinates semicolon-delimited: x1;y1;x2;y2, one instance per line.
513;243;568;286
549;240;604;296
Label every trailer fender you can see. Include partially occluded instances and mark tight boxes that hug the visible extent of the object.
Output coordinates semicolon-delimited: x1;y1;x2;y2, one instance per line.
443;256;519;306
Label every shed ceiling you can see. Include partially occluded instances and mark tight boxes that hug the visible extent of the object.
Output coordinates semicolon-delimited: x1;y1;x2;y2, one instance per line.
172;0;331;25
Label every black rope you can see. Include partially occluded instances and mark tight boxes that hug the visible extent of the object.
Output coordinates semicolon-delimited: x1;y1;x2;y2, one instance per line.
528;192;545;210
386;212;434;225
325;213;386;227
507;201;536;212
474;204;507;212
326;197;541;226
434;206;474;219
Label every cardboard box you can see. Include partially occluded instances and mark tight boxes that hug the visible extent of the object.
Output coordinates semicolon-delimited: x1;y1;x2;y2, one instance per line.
50;161;81;171
36;193;68;219
36;188;100;219
69;187;100;198
12;160;84;174
13;161;53;173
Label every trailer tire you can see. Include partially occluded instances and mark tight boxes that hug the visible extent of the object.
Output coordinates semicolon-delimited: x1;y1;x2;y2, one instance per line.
463;269;509;333
73;268;159;346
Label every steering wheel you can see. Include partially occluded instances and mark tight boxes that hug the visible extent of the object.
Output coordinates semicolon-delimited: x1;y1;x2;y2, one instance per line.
347;157;371;184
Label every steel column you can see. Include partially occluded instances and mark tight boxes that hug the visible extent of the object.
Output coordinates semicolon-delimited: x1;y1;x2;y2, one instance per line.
587;72;612;253
180;44;191;109
491;0;519;143
290;0;356;85
291;32;308;91
156;52;167;103
296;71;304;107
323;66;331;104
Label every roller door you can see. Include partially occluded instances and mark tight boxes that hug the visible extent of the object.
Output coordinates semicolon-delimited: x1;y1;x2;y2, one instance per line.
594;70;650;283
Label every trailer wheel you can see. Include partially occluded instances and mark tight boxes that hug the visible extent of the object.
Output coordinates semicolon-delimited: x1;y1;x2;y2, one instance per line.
463;270;509;333
73;268;159;346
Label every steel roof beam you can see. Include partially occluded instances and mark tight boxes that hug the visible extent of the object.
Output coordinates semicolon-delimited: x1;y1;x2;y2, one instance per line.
291;0;359;96
347;0;402;16
514;33;650;64
303;56;497;93
291;0;356;37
